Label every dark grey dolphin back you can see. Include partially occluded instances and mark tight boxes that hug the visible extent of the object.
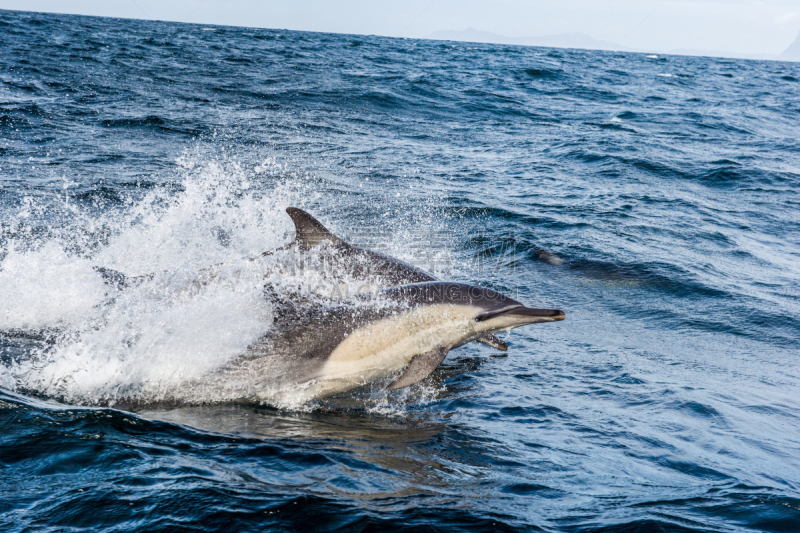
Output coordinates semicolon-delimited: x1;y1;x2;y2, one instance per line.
374;282;524;316
285;207;435;285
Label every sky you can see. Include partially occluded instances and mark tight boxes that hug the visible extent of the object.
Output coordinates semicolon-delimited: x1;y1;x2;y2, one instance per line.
1;0;799;57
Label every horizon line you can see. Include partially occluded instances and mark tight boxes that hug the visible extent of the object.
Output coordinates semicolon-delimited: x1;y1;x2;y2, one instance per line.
2;7;797;65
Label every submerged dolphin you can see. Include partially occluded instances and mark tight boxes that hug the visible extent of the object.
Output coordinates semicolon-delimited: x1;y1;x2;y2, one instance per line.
187;282;565;403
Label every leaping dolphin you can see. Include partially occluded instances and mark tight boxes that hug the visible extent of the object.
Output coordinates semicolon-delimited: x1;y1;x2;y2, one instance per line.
93;208;566;404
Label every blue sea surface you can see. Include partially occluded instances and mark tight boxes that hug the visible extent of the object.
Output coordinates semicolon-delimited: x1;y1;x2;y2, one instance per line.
1;9;800;532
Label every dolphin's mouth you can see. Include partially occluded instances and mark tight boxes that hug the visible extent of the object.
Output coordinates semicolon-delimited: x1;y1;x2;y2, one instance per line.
476;306;566;323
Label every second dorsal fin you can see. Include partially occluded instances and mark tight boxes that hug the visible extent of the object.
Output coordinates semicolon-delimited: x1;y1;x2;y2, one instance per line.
286;207;344;250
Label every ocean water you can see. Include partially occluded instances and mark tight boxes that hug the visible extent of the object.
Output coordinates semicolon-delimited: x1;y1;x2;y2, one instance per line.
1;8;800;532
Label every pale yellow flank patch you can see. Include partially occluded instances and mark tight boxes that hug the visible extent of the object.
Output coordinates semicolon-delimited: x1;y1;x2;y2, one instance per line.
311;304;481;397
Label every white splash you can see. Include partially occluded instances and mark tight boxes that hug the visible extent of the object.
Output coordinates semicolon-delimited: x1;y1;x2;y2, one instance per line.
0;150;452;408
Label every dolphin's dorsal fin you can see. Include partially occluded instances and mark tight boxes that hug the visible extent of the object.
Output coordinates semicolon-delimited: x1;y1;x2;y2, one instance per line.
286;207;344;250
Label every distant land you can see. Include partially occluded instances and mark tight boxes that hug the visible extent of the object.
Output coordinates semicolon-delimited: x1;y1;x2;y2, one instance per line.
426;28;635;53
781;30;800;61
426;28;800;62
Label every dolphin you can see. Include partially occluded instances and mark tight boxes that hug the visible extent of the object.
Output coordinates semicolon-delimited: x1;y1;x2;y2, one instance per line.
91;208;568;405
534;248;564;266
180;282;565;404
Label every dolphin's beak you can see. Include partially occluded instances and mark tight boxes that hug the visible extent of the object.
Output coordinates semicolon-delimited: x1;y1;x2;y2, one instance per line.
508;307;565;321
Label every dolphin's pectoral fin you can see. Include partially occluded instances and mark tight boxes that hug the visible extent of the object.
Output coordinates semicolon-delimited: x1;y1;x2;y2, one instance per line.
476;334;508;351
286;207;345;251
387;347;449;391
